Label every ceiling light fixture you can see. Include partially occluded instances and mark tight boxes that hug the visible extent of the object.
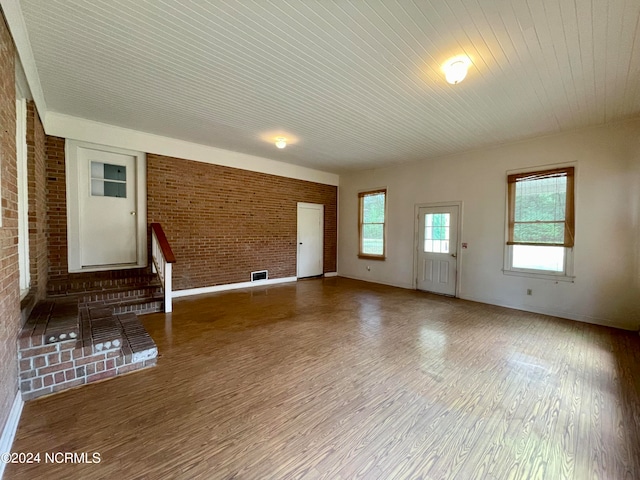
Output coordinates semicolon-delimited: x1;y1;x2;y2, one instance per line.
275;137;287;149
443;55;472;85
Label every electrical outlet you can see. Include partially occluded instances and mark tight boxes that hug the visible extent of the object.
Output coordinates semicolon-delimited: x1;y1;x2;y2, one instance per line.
526;289;532;295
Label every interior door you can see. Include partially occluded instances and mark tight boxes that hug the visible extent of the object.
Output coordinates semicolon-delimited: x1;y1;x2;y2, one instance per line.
78;147;138;267
416;205;459;295
297;203;324;278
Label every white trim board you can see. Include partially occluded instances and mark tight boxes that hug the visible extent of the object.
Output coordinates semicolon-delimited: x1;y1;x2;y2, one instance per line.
337;274;414;291
46;113;340;186
324;272;338;277
0;392;24;479
172;276;297;299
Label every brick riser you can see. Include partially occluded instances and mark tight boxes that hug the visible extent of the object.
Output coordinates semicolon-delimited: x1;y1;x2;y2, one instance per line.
48;272;160;297
79;285;165;316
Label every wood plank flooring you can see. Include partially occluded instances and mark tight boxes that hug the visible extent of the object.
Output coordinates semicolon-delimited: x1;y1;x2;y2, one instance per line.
5;277;640;479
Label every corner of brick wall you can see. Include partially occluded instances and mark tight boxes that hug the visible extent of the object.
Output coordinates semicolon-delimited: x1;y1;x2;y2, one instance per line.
26;101;48;302
0;12;21;436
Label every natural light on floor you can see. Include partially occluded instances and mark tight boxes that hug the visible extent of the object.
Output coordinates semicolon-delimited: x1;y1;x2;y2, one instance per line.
512;245;564;272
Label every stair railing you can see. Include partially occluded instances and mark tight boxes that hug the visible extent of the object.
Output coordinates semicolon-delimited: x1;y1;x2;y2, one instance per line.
151;223;176;313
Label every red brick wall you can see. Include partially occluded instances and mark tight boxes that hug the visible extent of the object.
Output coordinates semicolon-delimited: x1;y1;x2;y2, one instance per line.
45;135;69;292
0;12;19;435
147;154;337;290
26;101;47;300
45;143;337;293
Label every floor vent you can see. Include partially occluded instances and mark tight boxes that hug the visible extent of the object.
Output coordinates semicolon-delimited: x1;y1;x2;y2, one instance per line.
251;270;268;282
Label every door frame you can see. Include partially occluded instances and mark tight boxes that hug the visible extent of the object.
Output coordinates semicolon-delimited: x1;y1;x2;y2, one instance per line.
65;139;147;272
296;202;324;278
413;201;463;296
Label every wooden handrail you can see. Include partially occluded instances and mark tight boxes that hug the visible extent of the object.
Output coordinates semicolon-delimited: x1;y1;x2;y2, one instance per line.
151;223;176;263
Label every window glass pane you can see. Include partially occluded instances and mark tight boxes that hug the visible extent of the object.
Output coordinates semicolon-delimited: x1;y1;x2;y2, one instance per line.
91;162;127;198
362;224;383;255
512;245;564;272
424;213;450;253
104;164;126;181
363;193;385;223
104;181;127;198
514;175;566;222
513;222;564;244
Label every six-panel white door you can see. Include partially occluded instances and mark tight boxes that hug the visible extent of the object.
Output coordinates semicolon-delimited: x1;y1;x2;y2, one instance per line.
416;205;459;295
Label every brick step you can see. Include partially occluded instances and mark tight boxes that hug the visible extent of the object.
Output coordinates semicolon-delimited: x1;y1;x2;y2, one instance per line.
19;300;158;401
49;272;160;296
79;285;162;306
111;296;165;316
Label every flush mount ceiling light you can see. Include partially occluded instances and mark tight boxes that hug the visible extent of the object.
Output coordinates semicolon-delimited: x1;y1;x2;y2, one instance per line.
275;137;287;149
442;55;472;85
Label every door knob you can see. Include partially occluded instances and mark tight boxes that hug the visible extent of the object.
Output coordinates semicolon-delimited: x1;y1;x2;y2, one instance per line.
451;253;457;258
130;211;136;216
299;242;303;245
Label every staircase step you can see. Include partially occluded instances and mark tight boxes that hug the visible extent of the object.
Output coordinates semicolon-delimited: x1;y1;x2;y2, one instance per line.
49;271;160;296
79;285;162;306
112;298;164;315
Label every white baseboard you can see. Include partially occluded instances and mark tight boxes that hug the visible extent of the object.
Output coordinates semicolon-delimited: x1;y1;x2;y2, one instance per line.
337;274;414;290
458;293;633;331
323;272;338;277
172;276;297;299
0;392;24;479
335;275;633;331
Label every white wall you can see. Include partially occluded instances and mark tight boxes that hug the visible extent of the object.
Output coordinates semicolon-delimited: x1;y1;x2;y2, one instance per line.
339;119;640;330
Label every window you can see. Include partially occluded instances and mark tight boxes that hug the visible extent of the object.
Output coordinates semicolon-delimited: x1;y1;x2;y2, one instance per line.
358;189;386;259
506;167;574;278
424;213;450;253
91;162;127;198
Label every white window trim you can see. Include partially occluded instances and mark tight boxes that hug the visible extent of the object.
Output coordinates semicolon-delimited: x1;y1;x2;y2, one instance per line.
16;95;30;297
358;187;388;260
502;162;576;283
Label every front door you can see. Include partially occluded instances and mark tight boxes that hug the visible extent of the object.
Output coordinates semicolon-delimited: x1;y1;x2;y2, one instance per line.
416;205;459;295
78;147;138;267
297;203;324;278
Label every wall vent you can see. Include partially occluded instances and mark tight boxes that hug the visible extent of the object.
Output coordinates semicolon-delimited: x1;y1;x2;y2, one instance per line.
251;270;268;282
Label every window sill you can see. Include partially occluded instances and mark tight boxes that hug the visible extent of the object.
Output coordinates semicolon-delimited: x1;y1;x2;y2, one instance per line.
358;254;386;261
502;269;574;283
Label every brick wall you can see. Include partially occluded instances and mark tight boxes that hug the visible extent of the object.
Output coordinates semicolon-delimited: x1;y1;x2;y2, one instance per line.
0;12;20;435
45;135;69;293
26;101;47;300
148;154;337;290
46;142;338;293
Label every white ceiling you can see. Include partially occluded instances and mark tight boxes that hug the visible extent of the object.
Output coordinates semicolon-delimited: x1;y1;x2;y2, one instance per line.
18;0;640;173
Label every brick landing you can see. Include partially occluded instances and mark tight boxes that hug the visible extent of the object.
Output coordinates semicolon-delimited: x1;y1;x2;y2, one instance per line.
18;299;157;400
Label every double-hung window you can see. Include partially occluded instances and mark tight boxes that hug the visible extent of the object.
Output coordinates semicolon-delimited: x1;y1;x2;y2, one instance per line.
505;167;575;279
358;189;386;260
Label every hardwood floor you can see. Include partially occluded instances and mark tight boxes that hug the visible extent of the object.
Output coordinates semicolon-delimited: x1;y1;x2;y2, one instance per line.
5;278;640;479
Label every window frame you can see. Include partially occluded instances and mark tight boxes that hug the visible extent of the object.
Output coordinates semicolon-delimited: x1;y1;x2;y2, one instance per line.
503;165;575;281
358;188;387;260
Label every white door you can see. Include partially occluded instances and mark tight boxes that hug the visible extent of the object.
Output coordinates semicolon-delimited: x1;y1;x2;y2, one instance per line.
297;203;324;278
416;205;459;295
78;148;138;267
